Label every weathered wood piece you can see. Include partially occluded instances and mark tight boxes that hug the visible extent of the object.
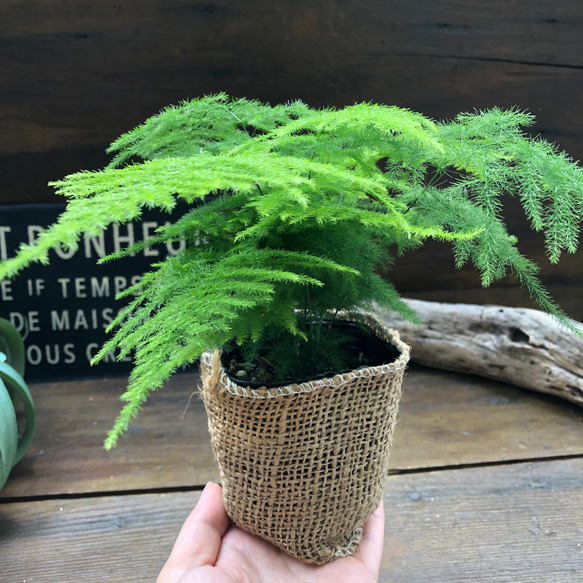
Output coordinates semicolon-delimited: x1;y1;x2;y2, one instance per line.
380;299;583;407
1;458;581;582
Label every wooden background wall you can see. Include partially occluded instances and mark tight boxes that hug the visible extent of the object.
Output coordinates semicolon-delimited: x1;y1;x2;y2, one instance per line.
1;0;582;318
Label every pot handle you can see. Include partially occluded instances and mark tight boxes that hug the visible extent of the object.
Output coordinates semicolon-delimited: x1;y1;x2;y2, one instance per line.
0;376;18;489
0;353;35;466
0;318;35;468
0;317;26;381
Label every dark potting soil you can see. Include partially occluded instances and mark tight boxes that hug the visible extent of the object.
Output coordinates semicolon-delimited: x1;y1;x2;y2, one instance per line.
222;321;401;389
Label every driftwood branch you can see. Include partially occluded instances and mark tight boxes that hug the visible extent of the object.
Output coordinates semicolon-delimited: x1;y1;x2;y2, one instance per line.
379;299;583;408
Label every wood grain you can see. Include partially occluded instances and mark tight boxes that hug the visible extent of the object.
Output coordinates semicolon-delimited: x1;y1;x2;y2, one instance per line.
393;366;583;471
380;458;583;582
395;282;583;323
0;492;182;582
0;372;219;499
1;365;582;499
2;0;583;203
1;458;581;582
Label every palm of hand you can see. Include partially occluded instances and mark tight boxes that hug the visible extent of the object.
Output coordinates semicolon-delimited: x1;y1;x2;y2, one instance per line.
157;482;384;583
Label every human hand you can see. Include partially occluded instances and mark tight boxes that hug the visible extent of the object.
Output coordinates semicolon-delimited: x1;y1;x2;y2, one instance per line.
157;481;385;583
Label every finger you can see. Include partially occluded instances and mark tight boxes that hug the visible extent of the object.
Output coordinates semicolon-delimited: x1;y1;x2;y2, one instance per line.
353;500;385;573
164;482;230;571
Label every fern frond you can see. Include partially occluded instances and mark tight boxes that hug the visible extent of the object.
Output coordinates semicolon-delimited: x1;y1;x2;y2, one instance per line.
436;109;583;266
99;246;362;448
107;93;312;167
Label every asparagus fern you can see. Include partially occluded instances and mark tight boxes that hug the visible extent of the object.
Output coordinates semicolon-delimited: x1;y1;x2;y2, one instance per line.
1;94;582;448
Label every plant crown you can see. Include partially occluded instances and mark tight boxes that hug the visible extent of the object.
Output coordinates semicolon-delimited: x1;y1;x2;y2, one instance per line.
0;94;582;448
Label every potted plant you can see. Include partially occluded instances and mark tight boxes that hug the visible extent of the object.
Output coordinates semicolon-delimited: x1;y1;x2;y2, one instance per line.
0;318;35;491
0;94;582;561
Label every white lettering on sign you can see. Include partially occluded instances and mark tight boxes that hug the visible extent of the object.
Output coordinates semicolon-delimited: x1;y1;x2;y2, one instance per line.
9;311;41;336
57;278;70;298
0;209;181;378
0;220;173;261
26;279;46;296
27;225;44;245
84;231;106;258
0;227;11;260
142;222;160;257
91;277;109;297
164;221;186;256
54;243;76;260
85;342;132;363
75;277;87;298
50;308;115;332
26;343;76;365
56;275;141;299
1;280;13;301
51;310;69;331
113;223;135;253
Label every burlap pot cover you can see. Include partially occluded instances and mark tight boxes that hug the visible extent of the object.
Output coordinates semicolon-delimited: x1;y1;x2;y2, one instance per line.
200;313;410;564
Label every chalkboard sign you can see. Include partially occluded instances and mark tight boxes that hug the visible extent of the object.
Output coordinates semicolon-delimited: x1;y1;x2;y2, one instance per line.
0;203;187;382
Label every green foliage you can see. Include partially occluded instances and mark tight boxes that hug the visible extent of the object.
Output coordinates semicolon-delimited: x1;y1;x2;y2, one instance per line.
1;95;582;448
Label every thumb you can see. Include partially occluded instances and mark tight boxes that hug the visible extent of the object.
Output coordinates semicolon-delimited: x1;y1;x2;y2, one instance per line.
157;482;230;581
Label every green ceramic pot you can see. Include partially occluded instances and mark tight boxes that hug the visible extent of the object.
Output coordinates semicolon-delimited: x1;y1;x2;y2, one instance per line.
0;318;35;491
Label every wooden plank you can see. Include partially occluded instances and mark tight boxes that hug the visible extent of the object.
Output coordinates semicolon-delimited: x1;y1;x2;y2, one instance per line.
3;63;582;308
388;196;583;319
392;366;583;471
0;491;182;582
1;458;581;582
2;0;583;205
381;458;583;582
3;0;582;67
323;0;583;69
1;372;220;499
2;365;583;499
395;282;583;323
2;45;581;159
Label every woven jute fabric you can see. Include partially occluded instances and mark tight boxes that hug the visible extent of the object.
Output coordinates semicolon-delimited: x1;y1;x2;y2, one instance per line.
200;312;410;564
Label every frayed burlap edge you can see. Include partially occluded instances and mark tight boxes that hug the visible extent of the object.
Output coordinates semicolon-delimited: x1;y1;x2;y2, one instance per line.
200;311;410;400
199;311;410;564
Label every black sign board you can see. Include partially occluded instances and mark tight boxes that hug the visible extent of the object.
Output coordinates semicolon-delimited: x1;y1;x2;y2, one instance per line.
0;203;186;382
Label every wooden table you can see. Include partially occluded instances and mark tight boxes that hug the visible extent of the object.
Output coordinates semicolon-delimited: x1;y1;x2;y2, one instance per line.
1;365;582;582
